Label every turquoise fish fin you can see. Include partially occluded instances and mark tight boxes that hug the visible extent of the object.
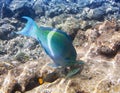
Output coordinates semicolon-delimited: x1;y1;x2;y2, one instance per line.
66;60;84;78
15;16;39;40
66;68;80;78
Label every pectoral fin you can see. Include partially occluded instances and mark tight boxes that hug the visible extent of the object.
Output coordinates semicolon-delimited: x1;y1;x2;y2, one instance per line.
66;60;84;78
66;68;80;78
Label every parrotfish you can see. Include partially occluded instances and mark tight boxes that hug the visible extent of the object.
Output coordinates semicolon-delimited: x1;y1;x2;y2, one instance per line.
16;16;82;77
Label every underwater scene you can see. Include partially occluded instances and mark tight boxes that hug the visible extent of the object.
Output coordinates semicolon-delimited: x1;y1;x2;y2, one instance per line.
0;0;120;93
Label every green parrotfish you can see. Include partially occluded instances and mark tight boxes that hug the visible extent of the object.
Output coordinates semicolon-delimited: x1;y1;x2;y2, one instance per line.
16;16;83;77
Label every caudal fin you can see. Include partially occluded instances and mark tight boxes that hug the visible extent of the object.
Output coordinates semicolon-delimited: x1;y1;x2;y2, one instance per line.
15;16;39;39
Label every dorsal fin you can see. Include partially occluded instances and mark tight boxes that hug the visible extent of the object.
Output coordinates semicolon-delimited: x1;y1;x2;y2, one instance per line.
39;26;72;41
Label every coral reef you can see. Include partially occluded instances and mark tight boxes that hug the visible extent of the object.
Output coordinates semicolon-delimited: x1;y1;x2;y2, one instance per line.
0;16;120;93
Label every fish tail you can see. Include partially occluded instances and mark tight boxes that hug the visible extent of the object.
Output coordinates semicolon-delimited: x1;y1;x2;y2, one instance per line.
15;16;39;39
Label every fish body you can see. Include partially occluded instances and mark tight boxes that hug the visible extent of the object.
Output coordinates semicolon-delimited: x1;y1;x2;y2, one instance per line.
16;16;77;67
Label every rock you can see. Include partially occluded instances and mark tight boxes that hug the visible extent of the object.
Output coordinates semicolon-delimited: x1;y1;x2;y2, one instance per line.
0;30;43;66
0;24;15;40
96;20;120;57
15;52;29;63
0;17;20;40
55;16;80;40
32;1;45;17
73;30;87;47
45;5;64;18
86;7;106;20
0;57;56;93
0;0;119;20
